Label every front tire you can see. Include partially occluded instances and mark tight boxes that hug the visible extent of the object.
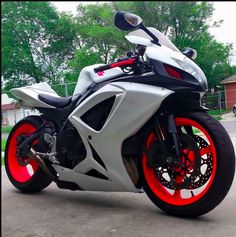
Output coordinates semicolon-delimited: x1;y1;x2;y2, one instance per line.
142;112;235;217
5;116;52;193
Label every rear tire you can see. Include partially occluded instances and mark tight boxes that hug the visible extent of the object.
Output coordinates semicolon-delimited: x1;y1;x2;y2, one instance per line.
142;112;235;217
5;116;52;193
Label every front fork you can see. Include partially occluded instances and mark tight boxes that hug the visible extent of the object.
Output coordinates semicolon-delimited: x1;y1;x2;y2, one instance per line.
167;114;183;162
146;113;183;168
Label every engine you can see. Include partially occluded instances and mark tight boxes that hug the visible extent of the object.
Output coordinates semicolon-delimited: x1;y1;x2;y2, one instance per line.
56;126;86;169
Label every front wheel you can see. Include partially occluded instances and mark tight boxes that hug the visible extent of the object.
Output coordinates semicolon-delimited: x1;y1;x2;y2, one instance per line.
142;112;235;217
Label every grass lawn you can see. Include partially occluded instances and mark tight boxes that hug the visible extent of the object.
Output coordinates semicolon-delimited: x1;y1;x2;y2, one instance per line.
1;126;13;133
2;138;6;166
2;139;7;151
208;109;229;116
208;109;230;121
211;115;222;121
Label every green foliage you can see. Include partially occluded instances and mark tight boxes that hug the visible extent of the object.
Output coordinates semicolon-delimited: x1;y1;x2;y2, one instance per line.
1;139;6;151
1;126;13;133
1;1;235;91
75;3;130;64
65;48;101;83
1;1;77;90
2;157;5;166
178;32;234;88
208;109;229;115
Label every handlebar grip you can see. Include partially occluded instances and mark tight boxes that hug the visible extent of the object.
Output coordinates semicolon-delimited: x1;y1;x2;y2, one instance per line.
94;57;137;73
94;64;111;73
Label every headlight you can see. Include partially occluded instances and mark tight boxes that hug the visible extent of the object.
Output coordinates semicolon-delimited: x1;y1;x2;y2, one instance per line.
172;57;208;91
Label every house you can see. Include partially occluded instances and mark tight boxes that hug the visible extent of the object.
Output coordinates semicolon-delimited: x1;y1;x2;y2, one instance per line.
1;93;39;126
221;74;236;109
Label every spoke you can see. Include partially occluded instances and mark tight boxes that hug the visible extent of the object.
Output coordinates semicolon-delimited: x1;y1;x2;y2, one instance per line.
191;191;195;197
173;189;181;199
173;175;182;199
199;146;211;156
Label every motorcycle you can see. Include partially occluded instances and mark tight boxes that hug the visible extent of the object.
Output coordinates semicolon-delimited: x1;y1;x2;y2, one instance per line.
5;11;235;217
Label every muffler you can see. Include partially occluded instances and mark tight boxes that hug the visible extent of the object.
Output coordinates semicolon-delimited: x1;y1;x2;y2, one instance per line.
30;148;57;182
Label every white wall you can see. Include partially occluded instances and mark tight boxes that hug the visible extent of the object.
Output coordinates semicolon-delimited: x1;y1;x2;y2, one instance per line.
2;93;40;126
1;93;15;105
3;108;40;126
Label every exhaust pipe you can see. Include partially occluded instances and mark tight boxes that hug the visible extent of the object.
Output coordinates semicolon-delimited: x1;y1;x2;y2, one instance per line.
30;148;57;182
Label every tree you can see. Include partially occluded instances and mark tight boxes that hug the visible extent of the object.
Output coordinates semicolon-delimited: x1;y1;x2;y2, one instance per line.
75;3;130;64
113;1;235;88
1;1;77;90
2;1;235;91
63;3;133;83
64;47;101;85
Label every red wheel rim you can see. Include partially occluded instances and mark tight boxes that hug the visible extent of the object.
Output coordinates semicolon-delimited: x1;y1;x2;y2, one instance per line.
143;117;217;206
7;123;39;183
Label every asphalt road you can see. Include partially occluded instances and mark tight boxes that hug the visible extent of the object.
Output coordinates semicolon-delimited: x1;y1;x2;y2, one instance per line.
2;120;236;237
221;121;236;133
2;168;236;237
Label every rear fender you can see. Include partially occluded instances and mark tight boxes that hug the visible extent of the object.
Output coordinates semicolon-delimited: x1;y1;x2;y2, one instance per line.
10;82;58;109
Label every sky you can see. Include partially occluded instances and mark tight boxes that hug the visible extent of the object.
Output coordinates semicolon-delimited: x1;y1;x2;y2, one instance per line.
51;1;236;65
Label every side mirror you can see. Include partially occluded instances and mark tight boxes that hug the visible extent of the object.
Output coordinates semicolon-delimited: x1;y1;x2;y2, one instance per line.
182;47;197;60
114;11;143;31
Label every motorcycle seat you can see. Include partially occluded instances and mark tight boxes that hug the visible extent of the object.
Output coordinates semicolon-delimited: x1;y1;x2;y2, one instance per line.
38;94;72;108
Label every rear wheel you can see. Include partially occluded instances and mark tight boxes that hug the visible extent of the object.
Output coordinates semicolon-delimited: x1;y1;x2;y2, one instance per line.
142;112;235;217
5;116;52;193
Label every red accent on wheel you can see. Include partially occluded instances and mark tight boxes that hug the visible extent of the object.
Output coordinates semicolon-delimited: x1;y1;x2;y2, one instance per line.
142;117;217;206
7;123;39;183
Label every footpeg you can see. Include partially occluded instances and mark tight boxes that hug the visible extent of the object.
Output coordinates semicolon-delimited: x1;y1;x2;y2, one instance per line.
47;154;60;164
35;151;60;164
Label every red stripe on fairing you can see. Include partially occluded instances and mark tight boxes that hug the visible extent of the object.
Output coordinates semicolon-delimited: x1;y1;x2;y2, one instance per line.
97;71;104;76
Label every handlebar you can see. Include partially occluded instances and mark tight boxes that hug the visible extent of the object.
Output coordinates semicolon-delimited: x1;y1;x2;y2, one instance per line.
94;57;137;73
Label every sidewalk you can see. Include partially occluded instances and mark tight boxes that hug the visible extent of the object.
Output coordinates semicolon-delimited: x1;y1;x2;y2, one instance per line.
221;111;236;122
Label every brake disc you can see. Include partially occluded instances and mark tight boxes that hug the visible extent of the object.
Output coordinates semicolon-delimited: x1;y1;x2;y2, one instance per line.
154;134;213;190
188;135;213;189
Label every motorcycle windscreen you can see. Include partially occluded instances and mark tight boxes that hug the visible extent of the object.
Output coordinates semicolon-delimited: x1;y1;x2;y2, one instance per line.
128;27;180;53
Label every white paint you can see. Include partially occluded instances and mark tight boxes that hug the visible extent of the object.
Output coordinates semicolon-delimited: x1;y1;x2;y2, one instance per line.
54;82;174;191
73;64;125;96
11;82;59;108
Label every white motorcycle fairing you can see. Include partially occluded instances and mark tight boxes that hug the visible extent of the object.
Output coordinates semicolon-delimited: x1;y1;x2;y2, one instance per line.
10;66;126;109
11;82;59;108
9;24;206;193
53;82;173;191
73;64;125;95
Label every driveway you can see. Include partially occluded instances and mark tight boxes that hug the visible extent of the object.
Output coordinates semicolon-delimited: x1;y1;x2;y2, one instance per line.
2;168;236;237
2;115;236;237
